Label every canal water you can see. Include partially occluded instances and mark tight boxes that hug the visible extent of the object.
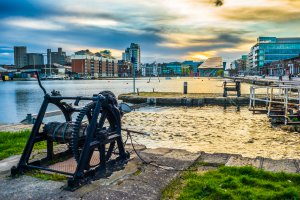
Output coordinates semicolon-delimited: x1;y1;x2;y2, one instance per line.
0;77;259;124
0;77;228;124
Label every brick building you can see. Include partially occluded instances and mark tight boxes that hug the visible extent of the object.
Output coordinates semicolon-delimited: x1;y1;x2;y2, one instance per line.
71;55;118;77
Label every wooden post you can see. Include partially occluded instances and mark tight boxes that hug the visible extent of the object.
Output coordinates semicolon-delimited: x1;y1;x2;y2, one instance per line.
253;86;256;113
266;87;269;108
249;86;253;110
298;90;300;111
268;87;273;116
284;88;288;125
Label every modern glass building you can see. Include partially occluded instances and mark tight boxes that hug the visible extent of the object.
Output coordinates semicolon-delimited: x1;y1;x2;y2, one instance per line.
248;37;300;72
122;43;141;72
166;62;182;75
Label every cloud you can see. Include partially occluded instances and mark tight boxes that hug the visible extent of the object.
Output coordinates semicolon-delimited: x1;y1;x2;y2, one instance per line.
183;51;217;60
158;30;253;52
3;17;66;31
0;53;11;56
220;6;300;23
1;0;300;64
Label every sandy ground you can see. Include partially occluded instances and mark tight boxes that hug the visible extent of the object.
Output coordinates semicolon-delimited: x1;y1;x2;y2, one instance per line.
122;106;300;160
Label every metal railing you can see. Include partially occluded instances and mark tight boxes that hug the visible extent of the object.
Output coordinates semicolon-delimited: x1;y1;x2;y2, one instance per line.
249;83;300;125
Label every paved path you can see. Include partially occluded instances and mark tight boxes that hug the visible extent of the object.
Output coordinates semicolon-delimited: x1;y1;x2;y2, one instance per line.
0;124;32;132
0;146;300;200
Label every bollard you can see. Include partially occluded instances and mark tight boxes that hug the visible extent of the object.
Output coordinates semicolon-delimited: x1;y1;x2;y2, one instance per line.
183;82;188;94
137;88;139;95
153;88;155;92
279;75;282;81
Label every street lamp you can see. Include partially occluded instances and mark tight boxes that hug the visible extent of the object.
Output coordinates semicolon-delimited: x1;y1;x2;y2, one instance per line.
131;57;136;93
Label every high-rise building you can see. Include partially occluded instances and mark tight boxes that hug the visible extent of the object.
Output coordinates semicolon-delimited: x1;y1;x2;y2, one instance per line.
122;48;130;61
248;37;300;72
14;46;27;68
122;43;141;72
26;53;44;66
47;47;67;66
129;43;141;71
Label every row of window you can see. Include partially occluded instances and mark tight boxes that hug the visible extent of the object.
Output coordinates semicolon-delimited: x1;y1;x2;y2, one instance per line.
259;43;300;49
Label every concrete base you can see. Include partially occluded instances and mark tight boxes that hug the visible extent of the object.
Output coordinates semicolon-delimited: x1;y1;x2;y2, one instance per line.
118;95;265;107
0;155;21;177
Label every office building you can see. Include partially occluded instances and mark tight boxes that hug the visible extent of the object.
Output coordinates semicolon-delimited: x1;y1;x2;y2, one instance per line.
122;43;141;72
122;48;130;61
26;53;44;66
231;55;247;75
165;62;182;75
14;46;27;68
143;62;162;77
182;61;203;76
47;48;67;66
248;37;300;73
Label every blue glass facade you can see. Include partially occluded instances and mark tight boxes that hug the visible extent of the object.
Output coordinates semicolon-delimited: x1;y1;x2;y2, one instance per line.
166;62;182;75
253;37;300;68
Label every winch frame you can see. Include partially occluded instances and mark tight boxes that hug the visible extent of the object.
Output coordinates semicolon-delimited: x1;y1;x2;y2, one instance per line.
11;72;129;190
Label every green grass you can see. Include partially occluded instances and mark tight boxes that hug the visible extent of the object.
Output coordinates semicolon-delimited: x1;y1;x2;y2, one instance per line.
162;166;300;200
26;170;67;181
122;92;225;98
0;130;46;160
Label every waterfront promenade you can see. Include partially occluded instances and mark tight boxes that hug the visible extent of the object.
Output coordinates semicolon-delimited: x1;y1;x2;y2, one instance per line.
1;77;300;199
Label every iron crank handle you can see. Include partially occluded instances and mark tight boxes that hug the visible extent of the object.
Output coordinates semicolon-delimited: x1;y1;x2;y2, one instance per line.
35;71;47;95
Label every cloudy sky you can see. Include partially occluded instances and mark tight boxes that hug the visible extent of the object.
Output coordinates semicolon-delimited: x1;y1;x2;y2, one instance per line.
0;0;300;64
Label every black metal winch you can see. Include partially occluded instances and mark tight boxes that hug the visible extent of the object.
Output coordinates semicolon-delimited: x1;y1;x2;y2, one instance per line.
11;71;132;190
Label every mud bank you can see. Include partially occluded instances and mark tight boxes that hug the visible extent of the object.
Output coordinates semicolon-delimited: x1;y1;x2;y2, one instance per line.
122;106;300;160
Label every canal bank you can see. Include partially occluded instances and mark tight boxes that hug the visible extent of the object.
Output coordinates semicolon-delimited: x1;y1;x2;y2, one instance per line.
118;92;266;106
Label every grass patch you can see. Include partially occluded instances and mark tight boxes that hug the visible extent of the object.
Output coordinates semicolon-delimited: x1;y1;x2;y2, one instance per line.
0;130;46;160
162;166;300;200
133;169;142;176
26;170;67;181
124;92;225;98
